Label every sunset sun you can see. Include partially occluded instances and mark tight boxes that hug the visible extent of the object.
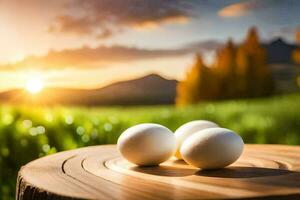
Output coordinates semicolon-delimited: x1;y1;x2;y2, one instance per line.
25;78;44;94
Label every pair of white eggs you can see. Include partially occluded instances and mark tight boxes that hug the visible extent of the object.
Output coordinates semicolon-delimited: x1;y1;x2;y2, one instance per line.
117;120;244;169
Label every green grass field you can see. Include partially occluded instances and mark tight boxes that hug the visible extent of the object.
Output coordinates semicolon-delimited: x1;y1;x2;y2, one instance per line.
1;93;300;199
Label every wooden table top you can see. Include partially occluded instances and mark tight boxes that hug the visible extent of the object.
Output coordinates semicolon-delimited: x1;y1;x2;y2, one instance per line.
17;144;300;200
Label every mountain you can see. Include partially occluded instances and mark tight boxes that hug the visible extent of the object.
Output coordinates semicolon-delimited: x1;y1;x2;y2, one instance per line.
1;38;298;106
183;38;299;65
0;74;177;105
264;38;298;64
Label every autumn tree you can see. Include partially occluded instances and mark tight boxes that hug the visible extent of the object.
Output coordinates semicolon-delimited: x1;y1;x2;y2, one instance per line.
292;29;300;64
176;54;215;106
213;38;237;99
236;26;274;97
176;26;275;106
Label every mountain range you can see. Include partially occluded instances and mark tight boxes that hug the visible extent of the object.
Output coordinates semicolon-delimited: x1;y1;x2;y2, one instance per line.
0;74;177;106
0;38;298;106
264;38;298;64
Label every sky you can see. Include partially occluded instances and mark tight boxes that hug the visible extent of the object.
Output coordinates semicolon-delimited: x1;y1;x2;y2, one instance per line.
0;0;299;91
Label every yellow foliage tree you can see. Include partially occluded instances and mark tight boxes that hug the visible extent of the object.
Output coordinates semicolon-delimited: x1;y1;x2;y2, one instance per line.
292;29;300;64
293;50;300;64
236;26;274;97
176;26;275;105
176;54;214;106
213;38;237;98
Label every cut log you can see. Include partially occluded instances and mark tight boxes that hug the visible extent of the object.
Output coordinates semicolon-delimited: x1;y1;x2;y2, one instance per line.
17;144;300;199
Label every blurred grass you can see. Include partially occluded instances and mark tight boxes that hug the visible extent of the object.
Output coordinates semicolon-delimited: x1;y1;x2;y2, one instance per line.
1;93;300;199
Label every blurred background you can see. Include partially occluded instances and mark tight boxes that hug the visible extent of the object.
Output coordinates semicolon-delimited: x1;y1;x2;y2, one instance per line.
1;0;300;199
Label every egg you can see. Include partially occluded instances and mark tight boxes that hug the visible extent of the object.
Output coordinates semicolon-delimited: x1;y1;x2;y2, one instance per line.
117;123;176;166
174;120;219;159
180;128;244;169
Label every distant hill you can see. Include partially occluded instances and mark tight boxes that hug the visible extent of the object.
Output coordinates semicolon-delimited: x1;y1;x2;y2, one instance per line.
0;74;177;105
264;38;298;64
1;38;299;106
184;38;299;65
263;38;300;93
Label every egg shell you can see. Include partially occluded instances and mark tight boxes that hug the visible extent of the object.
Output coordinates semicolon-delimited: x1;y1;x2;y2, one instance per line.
174;120;219;159
180;128;244;169
117;123;176;166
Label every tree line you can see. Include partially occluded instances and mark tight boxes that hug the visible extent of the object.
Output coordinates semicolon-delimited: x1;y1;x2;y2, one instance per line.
176;27;276;106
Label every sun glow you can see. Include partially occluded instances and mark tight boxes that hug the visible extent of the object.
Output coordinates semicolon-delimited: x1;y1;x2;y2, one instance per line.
25;78;44;94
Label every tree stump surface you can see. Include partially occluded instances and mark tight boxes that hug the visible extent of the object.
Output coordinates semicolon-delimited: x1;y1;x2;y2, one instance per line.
17;144;300;200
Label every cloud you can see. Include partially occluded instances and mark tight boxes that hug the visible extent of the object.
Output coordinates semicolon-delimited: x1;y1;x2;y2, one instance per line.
218;1;259;17
130;15;189;30
49;0;193;38
49;15;95;36
0;40;222;71
97;29;114;39
218;0;278;18
0;46;186;71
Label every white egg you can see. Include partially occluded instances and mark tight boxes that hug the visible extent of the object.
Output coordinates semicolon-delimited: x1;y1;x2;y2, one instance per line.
117;123;176;166
174;120;219;159
180;128;244;169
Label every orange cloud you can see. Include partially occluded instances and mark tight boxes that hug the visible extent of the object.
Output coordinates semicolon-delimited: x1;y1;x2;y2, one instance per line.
218;1;259;17
49;15;95;35
131;15;189;30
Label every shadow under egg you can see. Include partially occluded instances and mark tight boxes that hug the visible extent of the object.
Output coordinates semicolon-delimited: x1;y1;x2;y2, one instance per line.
130;165;197;177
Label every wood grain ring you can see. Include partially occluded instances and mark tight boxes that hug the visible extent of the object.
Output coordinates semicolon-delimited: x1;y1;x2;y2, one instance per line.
17;144;300;200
